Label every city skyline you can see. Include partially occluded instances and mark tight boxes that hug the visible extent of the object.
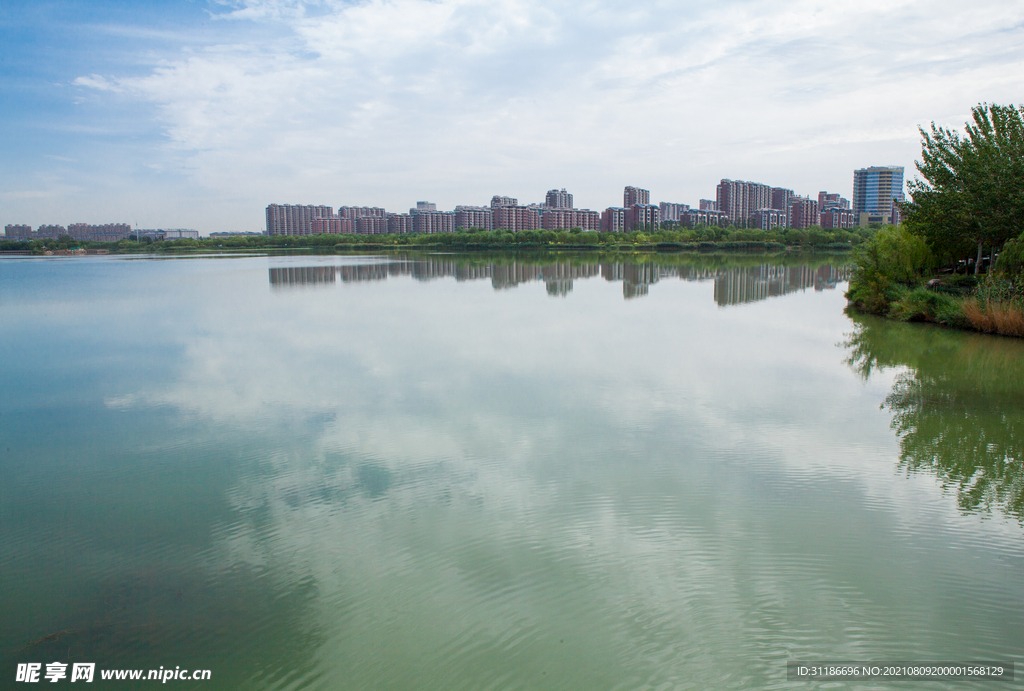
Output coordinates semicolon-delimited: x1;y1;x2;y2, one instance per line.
4;170;884;237
1;0;1021;233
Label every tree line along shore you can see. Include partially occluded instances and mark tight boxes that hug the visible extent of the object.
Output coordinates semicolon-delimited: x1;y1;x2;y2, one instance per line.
1;223;875;255
846;103;1024;338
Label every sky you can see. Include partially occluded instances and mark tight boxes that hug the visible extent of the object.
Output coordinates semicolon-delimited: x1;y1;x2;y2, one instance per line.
1;0;1022;234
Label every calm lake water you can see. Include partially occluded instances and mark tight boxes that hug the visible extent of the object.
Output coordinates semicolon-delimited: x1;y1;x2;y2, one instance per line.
1;253;1021;690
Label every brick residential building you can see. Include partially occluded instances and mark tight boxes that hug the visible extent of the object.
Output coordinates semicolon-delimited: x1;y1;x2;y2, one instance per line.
625;204;660;231
4;224;31;239
310;218;351;234
659;202;690;223
490;195;518;208
820;208;857;229
338;206;386;219
716;179;772;225
266;204;333;235
67;223;132;242
818;191;850;211
754;208;787;230
680;208;728;228
36;225;66;238
789;196;819;229
492;205;539;232
539;208;600;231
454;206;493;231
601;207;626;233
413;211;456;234
545;189;573;209
387;213;414;234
624;186;650;207
357;217;389;235
770;188;793;227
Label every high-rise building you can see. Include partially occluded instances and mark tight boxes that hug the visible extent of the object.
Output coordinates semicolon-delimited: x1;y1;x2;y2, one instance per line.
659;202;690;223
387;213;414;234
36;225;66;238
412;211;456;234
454;206;493;231
4;224;31;239
754;208;787;230
789;196;819;229
818;191;850;211
414;201;436;212
601;207;626;233
356;217;388;235
716;180;772;224
852;166;904;214
266;204;333;235
625;204;660;231
624;186;650;207
492;205;539;232
67;223;132;242
539;209;600;231
339;206;385;219
699;199;718;211
681;209;728;228
771;188;793;227
490;195;518;208
820;208;856;229
310;218;348;234
545;189;573;209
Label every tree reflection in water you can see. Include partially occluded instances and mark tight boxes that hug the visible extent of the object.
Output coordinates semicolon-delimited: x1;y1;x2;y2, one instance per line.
845;313;1024;521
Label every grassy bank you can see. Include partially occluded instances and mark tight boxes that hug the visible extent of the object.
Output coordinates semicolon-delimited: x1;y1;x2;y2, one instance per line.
846;226;1024;337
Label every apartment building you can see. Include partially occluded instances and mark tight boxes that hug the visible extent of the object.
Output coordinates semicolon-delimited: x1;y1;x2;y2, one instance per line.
266;204;333;235
4;224;31;239
454;206;493;231
387;214;414;234
625;204;660;231
67;223;132;242
539;209;600;231
820;208;857;229
357;217;389;235
789;197;820;229
339;206;386;219
754;208;787;230
659;202;690;223
492;205;540;232
490;195;518;208
601;207;626;232
412;211;456;234
545;189;573;209
624;186;650;207
37;225;66;238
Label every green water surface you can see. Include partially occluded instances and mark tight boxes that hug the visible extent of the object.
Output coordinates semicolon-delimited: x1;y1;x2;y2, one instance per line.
1;253;1021;690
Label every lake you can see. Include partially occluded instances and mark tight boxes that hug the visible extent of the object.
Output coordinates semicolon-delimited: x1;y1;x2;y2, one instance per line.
1;252;1021;689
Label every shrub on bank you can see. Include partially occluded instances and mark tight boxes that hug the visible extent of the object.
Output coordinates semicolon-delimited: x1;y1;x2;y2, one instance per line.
846;225;932;314
886;287;970;328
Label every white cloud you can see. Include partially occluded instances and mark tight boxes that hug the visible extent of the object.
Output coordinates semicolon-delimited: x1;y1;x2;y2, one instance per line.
56;0;1024;230
72;74;124;92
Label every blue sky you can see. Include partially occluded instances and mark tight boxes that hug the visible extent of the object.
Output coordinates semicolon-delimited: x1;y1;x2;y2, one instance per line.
2;0;1023;233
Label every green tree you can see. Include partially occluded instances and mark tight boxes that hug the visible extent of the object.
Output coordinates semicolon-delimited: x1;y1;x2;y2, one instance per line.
906;103;1024;272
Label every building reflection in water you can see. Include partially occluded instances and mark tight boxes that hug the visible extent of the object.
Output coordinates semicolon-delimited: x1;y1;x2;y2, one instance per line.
270;258;849;305
712;264;848;306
